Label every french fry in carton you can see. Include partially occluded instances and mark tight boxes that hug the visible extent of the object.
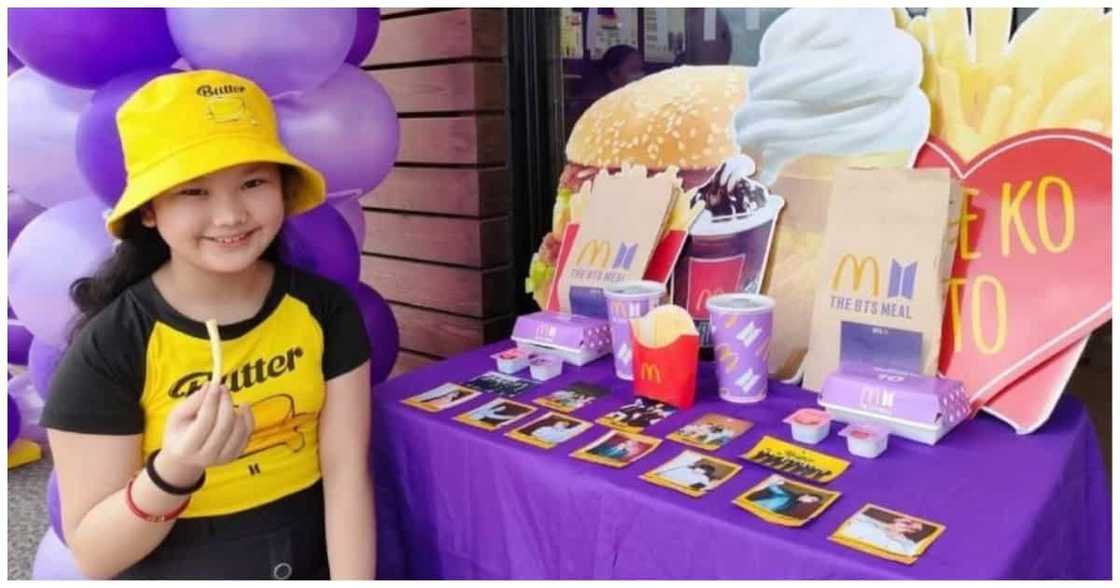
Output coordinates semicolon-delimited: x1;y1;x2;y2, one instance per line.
629;305;700;409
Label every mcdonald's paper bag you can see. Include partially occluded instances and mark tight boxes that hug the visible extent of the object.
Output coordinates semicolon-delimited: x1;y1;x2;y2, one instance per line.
550;166;676;318
630;305;700;408
802;168;962;392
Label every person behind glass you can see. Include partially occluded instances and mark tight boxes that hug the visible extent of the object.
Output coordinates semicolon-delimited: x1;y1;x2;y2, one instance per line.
600;44;645;91
40;70;374;580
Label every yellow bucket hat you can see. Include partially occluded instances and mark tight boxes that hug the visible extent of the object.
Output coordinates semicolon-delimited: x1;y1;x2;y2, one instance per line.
105;69;326;237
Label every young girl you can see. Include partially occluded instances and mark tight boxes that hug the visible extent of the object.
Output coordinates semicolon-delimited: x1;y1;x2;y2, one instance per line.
40;70;375;580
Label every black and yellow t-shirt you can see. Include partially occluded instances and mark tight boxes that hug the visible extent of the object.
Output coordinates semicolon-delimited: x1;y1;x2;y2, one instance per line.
41;263;370;518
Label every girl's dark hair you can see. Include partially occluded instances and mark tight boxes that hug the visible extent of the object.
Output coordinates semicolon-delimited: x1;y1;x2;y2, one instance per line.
67;165;298;342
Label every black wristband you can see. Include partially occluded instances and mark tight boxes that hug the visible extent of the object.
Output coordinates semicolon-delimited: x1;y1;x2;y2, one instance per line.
146;449;206;496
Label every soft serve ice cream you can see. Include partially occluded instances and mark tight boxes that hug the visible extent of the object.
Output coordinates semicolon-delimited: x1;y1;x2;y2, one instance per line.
729;8;932;381
735;8;930;185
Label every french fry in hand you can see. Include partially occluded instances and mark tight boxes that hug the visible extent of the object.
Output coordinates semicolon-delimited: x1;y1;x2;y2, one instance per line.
205;319;222;384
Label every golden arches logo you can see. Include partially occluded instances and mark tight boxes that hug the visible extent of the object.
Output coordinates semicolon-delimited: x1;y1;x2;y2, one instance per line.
576;239;611;269
715;343;739;373
694;288;725;313
639;363;662;384
831;254;880;296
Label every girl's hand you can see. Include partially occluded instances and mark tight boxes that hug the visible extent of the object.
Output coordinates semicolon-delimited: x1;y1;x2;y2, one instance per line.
157;381;255;484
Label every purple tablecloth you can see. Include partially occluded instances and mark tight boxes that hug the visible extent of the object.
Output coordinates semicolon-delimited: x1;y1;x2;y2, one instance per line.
371;341;1111;580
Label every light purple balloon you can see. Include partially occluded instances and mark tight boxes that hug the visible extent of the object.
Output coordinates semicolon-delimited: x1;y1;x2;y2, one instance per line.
280;204;361;286
32;528;85;580
276;64;399;202
8;69;94;209
8;374;46;446
9;198;115;348
348;282;399;386
76;68;180;208
8;8;179;90
47;470;65;544
29;339;65;401
345;8;381;65
334;199;367;250
9;321;33;365
8;191;46;250
167;8;356;97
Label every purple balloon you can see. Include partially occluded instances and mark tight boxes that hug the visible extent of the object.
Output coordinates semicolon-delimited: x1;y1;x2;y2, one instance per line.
9;8;179;90
29;339;65;401
8;50;22;74
345;8;381;65
8;374;46;446
9;198;115;348
47;470;65;544
9;394;21;447
348;282;400;385
32;528;85;580
334;199;367;250
167;8;356;97
280;204;361;286
8;69;94;209
9;321;33;365
276;64;399;202
76;68;179;208
8;192;46;250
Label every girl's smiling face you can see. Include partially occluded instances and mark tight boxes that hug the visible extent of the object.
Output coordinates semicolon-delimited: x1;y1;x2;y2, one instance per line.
143;162;286;274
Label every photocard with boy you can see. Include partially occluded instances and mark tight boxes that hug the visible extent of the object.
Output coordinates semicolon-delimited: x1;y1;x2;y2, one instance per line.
506;412;593;449
596;396;677;433
571;430;662;468
402;383;482;413
462;371;536;398
454;398;536;431
640;450;742;498
733;474;841;527
667;413;753;451
533;382;609;413
829;504;945;565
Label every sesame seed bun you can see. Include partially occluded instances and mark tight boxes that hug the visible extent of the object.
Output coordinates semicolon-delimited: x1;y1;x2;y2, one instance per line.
565;65;749;172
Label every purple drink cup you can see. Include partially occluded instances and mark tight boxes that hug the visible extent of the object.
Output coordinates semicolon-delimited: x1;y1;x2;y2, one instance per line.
707;293;775;403
604;280;666;380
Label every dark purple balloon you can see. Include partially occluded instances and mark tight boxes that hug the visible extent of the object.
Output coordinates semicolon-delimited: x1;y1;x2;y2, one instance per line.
8;50;22;74
345;8;381;65
8;394;21;447
347;282;399;386
76;68;179;207
280;205;361;286
8;192;46;250
9;8;179;90
29;339;65;402
9;322;34;365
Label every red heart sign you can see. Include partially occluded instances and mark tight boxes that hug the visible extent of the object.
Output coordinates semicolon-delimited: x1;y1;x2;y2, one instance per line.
914;129;1112;416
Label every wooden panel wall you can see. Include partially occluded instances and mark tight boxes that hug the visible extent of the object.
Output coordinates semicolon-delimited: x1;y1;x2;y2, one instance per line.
356;9;514;378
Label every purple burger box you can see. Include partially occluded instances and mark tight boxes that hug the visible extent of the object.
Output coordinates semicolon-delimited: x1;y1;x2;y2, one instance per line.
511;311;612;366
818;363;971;445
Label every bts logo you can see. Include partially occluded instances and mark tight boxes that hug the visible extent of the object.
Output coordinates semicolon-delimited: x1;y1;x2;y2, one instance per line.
860;385;896;412
736;368;761;393
735;321;762;348
535;325;558;339
887;260;917;300
639;363;662;384
575;240;638;270
616;342;633;365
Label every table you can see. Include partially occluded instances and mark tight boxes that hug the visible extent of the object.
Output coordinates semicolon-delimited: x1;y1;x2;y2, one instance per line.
371;341;1111;580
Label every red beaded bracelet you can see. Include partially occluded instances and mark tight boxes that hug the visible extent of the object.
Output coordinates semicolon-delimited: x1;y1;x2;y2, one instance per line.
125;476;191;523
